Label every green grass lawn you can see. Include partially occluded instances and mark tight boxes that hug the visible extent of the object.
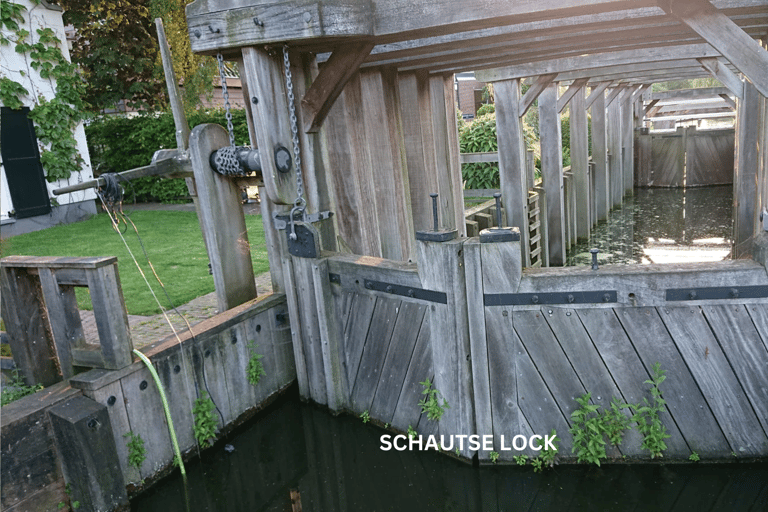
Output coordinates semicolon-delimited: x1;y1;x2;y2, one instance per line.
1;211;270;316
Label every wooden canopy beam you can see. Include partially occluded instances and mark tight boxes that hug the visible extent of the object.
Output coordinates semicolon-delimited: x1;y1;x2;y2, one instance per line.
719;92;738;108
475;43;722;82
518;73;556;117
605;85;627;108
649;86;734;100
301;41;375;133
661;0;768;97
630;84;652;103
697;56;744;98
585;82;613;109
558;78;590;113
644;98;661;114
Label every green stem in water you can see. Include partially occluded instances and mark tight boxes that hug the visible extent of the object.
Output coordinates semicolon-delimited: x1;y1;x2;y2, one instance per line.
132;349;186;478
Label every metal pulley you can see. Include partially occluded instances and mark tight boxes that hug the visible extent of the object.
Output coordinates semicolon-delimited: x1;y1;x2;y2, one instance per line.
208;146;263;176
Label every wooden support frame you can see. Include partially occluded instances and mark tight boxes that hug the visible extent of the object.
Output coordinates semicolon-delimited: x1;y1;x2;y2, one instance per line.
557;78;590;113
570;85;590;240
734;80;761;258
301;42;375;133
663;0;768;98
585;81;612;109
698;57;745;98
519;73;556;117
539;84;566;266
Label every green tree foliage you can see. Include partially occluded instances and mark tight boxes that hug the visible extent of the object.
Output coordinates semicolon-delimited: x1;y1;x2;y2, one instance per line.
59;0;215;112
85;108;249;202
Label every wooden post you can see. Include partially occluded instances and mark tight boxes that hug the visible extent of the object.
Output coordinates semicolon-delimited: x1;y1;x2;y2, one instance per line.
570;85;590;240
734;80;761;258
189;124;257;311
494;79;530;265
591;90;609;221
416;239;474;457
539;83;566;266
608;96;623;209
622;94;635;196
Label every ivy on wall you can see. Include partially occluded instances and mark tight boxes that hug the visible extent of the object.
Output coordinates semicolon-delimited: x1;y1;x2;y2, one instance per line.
0;0;86;182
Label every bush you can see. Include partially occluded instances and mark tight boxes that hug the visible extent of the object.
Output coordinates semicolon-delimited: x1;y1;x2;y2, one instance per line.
85;109;250;203
476;103;495;116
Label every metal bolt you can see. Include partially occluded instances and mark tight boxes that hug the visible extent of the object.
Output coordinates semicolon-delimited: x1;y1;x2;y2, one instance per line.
567;294;575;303
107;396;116;406
208;25;220;34
430;193;439;231
531;295;539;304
303;12;312;23
493;192;502;227
603;293;612;302
140;380;148;391
590;248;599;270
253;17;264;27
256;324;262;332
689;291;698;300
730;288;739;298
386;285;394;293
251;96;258;105
194;29;201;38
173;365;181;374
365;281;373;289
87;418;100;430
205;349;211;358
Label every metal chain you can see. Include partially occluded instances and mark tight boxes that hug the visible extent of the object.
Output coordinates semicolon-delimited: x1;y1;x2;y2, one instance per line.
283;45;306;240
216;53;236;147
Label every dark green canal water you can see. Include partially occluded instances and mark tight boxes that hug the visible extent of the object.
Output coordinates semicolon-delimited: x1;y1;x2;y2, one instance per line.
567;186;733;266
131;395;768;512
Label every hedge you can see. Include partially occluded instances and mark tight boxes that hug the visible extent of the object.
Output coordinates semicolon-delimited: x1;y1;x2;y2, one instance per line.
85;109;250;203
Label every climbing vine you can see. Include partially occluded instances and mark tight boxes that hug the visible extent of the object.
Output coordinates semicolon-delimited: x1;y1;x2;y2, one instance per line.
0;0;86;182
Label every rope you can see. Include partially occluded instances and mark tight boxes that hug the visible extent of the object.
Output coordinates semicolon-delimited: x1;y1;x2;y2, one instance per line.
96;173;123;210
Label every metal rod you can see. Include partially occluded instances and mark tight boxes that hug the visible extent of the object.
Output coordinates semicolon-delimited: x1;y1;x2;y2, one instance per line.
590;248;599;270
493;192;502;227
430;193;439;231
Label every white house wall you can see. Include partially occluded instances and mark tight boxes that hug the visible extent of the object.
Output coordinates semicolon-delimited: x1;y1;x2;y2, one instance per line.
0;0;96;227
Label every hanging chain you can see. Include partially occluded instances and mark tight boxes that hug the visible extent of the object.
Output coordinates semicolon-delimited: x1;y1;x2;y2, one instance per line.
283;45;306;240
216;53;236;147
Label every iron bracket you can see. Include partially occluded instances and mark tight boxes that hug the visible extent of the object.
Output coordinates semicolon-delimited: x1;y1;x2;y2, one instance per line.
484;290;617;306
272;210;333;230
329;274;447;304
665;285;768;301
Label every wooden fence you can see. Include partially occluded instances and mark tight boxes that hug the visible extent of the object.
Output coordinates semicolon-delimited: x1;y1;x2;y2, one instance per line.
636;127;734;187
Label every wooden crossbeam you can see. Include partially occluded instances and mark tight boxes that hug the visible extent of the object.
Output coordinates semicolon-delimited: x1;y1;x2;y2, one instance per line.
518;73;556;117
557;78;590;113
301;42;375;133
585;82;612;109
719;93;738;108
697;56;744;98
630;84;652;103
649;86;734;100
644;98;661;115
604;85;627;108
662;0;768;97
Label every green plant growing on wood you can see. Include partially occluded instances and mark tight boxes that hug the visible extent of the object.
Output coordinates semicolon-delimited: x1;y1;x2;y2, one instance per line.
246;341;266;386
689;452;700;462
513;454;528;466
570;393;607;466
602;397;632;446
419;378;449;421
531;428;560;473
360;410;370;423
1;370;43;406
630;362;670;459
124;431;147;470
407;425;417;440
489;451;500;463
192;392;218;448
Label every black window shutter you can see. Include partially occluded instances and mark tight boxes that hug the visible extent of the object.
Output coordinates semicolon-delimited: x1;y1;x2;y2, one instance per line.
1;106;52;219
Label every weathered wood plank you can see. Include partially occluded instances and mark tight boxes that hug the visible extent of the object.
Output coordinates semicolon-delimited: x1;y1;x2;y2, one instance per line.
350;296;401;412
570;85;590;240
577;308;688;457
280;254;310;398
702;305;768;434
343;293;377;388
302;42;374;133
590;90;610;220
85;265;133;370
495;78;531;265
607;96;624;208
311;259;349;412
151;347;197;459
733;80;760;257
519;73;556;117
616;307;730;456
38;269;82;380
544;307;623;457
658;306;768;456
0;266;60;386
539;84;566;266
189;123;258;310
390;317;432;433
369;300;427;423
697;57;744;98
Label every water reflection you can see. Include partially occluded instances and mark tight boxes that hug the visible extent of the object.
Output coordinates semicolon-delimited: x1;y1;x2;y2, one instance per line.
132;397;768;512
567;186;733;266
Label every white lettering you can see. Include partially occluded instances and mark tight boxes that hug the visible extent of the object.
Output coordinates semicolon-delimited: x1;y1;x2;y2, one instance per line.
500;435;512;451
440;435;454;451
393;435;407;451
425;435;438;450
544;435;558;451
380;435;392;451
455;434;467;451
483;435;493;451
529;435;542;451
409;434;423;451
512;435;527;451
468;435;481;452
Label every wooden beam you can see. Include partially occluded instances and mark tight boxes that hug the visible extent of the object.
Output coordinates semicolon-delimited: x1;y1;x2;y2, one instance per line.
539;84;566;266
301;42;375;133
719;93;738;109
650;86;735;100
733;80;761;257
570;85;590;240
644;98;661;115
557;78;590;113
585;81;612;109
697;56;745;98
605;85;627;108
156;19;191;151
519;73;556;117
591;91;609;221
495;78;531;265
630;84;652;103
475;43;722;82
663;0;768;97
